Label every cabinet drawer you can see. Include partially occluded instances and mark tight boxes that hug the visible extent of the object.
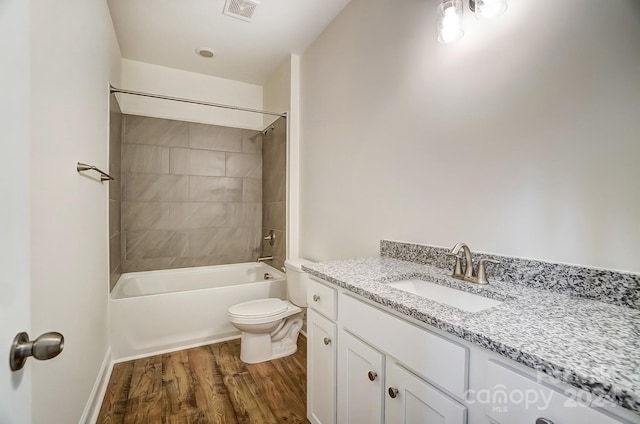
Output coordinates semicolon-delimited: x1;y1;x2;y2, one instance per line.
308;277;337;320
339;293;468;399
485;360;623;424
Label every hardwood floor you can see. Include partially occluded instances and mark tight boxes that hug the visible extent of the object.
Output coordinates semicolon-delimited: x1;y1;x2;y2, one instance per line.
97;336;309;424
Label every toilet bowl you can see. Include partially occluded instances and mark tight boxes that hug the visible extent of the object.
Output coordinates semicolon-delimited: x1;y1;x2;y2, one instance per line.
228;259;311;364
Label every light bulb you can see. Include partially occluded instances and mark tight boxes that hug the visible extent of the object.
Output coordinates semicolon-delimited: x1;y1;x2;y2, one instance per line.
437;0;464;44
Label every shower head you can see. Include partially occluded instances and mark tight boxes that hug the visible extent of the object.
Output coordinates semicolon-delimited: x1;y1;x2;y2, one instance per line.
262;125;275;136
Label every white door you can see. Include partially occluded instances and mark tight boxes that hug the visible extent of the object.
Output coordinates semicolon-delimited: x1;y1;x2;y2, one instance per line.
385;361;466;424
1;0;33;421
338;329;384;424
307;309;337;424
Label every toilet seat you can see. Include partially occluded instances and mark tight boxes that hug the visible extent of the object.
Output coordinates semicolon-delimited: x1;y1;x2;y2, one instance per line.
229;298;301;325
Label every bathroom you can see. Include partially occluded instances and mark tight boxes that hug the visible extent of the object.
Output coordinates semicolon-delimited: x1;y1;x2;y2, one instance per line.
1;0;639;423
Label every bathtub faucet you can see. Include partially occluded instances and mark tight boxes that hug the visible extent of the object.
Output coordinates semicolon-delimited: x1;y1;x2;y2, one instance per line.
256;256;274;263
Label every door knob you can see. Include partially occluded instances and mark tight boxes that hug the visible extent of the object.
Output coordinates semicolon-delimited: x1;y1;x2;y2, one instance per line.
313;294;320;302
536;419;554;424
388;387;399;398
10;331;64;371
323;337;331;345
368;371;377;381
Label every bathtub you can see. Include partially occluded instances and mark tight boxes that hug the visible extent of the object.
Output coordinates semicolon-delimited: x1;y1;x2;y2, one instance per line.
110;262;287;361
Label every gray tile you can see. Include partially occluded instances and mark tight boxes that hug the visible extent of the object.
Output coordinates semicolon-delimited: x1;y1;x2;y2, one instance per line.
109;199;121;237
242;130;262;154
263;135;286;174
125;229;188;260
226;153;262;178
109;233;121;279
122;144;170;174
189;123;243;152
189;176;242;202
123;257;173;273
169;203;228;229
187;227;260;258
109;167;121;202
122;202;171;230
169;148;225;176
243;178;262;203
109;264;121;292
263;201;286;232
125;115;189;147
226;203;262;228
109;96;123;201
125;174;189;202
263;173;286;202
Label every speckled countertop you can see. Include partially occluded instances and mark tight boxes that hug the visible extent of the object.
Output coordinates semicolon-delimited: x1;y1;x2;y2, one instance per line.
302;256;640;415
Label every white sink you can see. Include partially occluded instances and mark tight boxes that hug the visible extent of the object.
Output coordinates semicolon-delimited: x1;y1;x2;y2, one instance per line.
387;279;503;313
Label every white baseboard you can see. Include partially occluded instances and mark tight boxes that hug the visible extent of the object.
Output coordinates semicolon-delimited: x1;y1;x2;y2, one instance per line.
79;347;113;424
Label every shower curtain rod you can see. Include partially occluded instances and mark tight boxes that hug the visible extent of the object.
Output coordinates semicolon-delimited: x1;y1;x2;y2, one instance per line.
109;85;287;118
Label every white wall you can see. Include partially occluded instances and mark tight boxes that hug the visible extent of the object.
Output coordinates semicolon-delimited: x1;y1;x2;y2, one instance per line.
0;0;31;422
263;58;292;128
120;59;264;130
299;0;640;273
29;1;121;422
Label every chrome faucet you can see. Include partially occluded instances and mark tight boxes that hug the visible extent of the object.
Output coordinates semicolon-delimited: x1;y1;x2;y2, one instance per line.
445;242;500;285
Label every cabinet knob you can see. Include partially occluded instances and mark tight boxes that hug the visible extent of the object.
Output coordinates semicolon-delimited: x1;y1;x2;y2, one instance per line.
368;371;377;381
536;419;554;424
388;387;399;399
323;337;331;345
313;294;320;302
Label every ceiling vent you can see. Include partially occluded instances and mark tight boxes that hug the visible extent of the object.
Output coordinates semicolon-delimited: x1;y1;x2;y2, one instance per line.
223;0;261;22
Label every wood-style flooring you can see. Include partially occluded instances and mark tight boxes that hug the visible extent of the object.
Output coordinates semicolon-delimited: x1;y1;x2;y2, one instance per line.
97;336;309;424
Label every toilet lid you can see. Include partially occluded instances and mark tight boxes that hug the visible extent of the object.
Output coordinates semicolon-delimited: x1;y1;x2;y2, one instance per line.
228;298;288;318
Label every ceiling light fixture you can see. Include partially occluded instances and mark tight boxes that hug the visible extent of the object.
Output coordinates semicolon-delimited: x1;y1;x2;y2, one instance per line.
437;0;508;43
196;47;216;58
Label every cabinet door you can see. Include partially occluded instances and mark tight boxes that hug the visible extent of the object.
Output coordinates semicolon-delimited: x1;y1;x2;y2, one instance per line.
338;330;385;424
307;309;337;424
385;361;466;424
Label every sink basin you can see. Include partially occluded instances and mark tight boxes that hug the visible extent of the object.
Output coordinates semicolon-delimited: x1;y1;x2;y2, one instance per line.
387;279;502;313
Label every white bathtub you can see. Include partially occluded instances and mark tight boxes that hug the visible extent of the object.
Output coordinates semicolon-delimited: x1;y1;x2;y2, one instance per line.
110;262;287;361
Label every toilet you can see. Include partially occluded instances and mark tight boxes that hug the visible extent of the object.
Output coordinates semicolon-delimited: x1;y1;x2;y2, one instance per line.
228;259;310;364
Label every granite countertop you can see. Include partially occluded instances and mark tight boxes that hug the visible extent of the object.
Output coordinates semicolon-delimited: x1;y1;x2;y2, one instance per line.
302;256;640;415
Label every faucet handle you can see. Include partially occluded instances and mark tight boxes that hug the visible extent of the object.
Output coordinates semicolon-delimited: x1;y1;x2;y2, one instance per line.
477;258;500;285
445;252;464;278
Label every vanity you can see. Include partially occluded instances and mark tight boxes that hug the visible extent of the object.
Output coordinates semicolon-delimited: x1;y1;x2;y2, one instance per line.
303;241;640;424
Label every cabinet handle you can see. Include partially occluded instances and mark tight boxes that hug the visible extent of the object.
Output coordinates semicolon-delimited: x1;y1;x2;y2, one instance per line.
388;387;399;399
313;294;320;302
323;337;331;345
368;371;377;381
536;419;554;424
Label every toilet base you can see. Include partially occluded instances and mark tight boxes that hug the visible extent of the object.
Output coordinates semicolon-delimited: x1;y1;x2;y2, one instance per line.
239;314;303;364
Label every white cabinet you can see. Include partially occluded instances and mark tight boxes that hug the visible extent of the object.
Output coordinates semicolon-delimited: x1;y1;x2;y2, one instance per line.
306;276;636;424
485;360;622;424
307;307;337;424
338;329;385;424
385;361;467;424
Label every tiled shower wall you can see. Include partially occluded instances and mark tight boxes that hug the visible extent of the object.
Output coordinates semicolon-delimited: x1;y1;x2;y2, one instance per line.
121;115;263;272
261;117;287;271
109;95;123;290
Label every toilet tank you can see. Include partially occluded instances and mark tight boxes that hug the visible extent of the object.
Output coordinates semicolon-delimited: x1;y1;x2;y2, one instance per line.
284;259;312;307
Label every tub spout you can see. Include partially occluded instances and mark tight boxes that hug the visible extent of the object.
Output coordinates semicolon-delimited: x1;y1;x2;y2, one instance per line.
257;256;273;263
